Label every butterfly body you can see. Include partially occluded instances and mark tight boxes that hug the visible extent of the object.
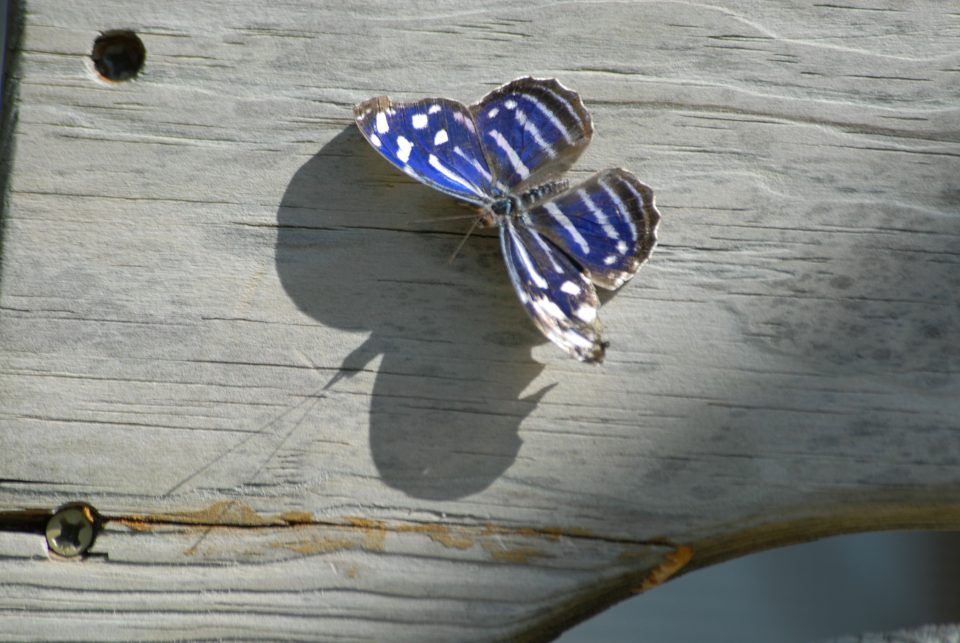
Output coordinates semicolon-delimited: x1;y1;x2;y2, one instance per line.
354;78;660;363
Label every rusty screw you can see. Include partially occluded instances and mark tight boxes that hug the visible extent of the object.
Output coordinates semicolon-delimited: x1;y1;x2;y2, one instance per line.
45;503;98;558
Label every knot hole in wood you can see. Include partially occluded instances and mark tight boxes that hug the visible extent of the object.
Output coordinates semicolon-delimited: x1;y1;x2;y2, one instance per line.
91;30;145;82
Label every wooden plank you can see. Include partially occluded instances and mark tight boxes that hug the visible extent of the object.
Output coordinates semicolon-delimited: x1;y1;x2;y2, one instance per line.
828;624;960;643
1;0;958;639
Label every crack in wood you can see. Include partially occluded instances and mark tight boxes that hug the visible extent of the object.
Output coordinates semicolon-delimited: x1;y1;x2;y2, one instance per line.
107;500;683;549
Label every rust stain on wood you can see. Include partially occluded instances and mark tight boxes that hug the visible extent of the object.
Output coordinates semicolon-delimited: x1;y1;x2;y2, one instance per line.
631;544;694;594
343;516;386;530
414;525;475;550
272;535;377;555
278;511;315;525
484;545;549;564
117;519;157;532
120;501;275;527
105;502;639;564
266;516;386;556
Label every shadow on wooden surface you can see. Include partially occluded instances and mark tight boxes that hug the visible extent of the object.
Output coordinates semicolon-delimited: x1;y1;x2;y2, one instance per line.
732;201;960;389
275;126;554;499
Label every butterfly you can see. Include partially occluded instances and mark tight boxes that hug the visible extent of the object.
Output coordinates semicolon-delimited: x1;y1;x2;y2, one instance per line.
354;77;660;363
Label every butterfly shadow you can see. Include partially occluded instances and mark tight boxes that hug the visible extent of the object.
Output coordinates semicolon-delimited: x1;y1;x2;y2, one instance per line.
275;126;552;500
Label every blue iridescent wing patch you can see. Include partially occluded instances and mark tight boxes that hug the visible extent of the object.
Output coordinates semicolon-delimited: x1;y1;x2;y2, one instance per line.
354;78;660;363
472;77;593;192
522;168;660;290
354;97;494;205
500;221;606;362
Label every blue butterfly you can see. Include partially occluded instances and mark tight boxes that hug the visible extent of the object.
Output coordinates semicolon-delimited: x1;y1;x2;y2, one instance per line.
354;77;660;363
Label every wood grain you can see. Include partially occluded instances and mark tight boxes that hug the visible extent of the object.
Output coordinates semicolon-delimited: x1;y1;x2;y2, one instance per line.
828;624;960;643
1;0;958;639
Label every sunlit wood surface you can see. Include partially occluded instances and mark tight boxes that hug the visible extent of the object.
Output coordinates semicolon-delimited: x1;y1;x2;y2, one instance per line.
1;1;958;639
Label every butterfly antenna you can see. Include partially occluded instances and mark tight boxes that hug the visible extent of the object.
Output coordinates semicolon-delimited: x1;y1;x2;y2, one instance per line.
407;213;478;225
448;217;482;264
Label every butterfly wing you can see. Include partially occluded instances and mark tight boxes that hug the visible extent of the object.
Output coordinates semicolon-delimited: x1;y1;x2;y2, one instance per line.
500;220;606;363
355;96;495;205
521;168;660;290
471;77;593;192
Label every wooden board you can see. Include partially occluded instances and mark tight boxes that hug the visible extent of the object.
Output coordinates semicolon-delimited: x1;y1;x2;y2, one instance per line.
828;624;960;643
1;1;958;639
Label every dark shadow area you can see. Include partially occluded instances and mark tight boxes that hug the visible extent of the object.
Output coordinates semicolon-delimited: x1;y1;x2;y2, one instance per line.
275;126;551;499
742;199;960;391
0;0;24;287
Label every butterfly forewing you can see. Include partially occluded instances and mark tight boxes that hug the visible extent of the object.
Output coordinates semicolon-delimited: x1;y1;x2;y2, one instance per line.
355;96;494;205
500;221;606;362
521;169;660;290
472;77;593;193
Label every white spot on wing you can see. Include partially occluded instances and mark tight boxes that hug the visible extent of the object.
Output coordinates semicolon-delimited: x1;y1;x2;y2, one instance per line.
507;226;548;290
518;94;574;144
543;202;590;255
576;304;597;323
601;179;638;242
452;111;477;134
567;331;596;350
396;136;413;163
522;224;564;273
515;109;556;159
375;112;389;134
541;86;585;128
434;129;448;145
541;299;567;320
412;113;428;129
617;240;628;254
369;133;381;147
604;255;618;265
504;99;517;109
499;221;602;359
577;189;618;239
428;104;442;114
453;146;492;182
488;129;530;179
428;154;478;194
488;107;499;118
561;280;580;295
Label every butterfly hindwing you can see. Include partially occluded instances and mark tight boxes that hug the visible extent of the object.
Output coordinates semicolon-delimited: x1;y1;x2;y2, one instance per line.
472;77;593;193
500;220;605;362
521;168;660;290
355;96;495;205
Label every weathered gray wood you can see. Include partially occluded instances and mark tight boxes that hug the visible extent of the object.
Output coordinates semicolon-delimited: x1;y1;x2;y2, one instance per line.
827;624;960;643
0;0;958;640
